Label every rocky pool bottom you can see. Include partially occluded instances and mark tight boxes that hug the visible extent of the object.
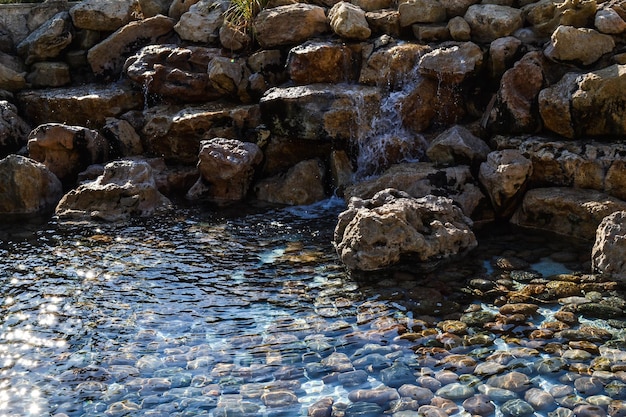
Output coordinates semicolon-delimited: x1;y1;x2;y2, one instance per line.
0;198;625;417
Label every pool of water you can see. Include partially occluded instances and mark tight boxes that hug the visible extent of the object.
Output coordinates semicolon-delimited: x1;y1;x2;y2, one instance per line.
0;199;623;417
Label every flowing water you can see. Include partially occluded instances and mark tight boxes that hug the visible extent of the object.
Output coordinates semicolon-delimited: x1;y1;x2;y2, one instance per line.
0;199;624;417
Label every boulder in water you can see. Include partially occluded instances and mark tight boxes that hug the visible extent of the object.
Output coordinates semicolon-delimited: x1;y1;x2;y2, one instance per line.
592;211;626;281
334;188;477;271
255;159;326;206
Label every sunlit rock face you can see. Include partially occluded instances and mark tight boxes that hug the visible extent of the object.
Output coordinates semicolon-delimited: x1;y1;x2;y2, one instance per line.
287;40;360;85
593;211;626;281
0;154;62;215
255;158;326;206
55;159;172;222
334;188;477;271
253;4;329;49
16;11;72;65
70;0;140;31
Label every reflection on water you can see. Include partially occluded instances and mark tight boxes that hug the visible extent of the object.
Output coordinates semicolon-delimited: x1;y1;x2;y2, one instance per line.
0;199;622;417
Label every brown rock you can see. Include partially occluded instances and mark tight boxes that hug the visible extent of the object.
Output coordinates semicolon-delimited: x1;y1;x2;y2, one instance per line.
0;101;31;158
16;11;73;65
253;4;328;48
255;159;326;205
329;1;371;40
592;211;626;281
464;4;523;43
288;40;359;84
544;25;615;66
418;41;484;84
70;0;140;31
359;41;430;88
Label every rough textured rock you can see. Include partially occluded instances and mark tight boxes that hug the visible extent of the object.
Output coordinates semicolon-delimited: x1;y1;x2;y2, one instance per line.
479;149;532;218
0;52;27;91
344;162;486;218
186;138;263;204
173;0;226;44
27;123;109;183
255;159;326;205
487;36;522;80
0;154;63;215
0;101;31;158
418;41;484;83
101;117;143;158
26;61;71;88
141;102;261;164
359;40;430;88
464;4;523;42
253;4;328;48
334;188;477;271
592;211;626;280
399;0;447;27
70;0;140;31
88;14;176;78
139;0;172;18
594;8;626;34
539;64;626;138
365;10;401;37
511;187;626;240
261;136;331;176
523;0;597;38
169;0;202;20
219;22;251;51
448;16;471;41
16;11;73;65
329;2;371;40
426;124;491;167
56;159;172;221
544;25;615;66
16;82;143;129
287;40;359;84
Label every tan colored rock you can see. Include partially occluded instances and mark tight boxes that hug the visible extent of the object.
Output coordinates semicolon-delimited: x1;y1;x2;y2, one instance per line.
334;188;477;271
412;23;451;42
56;159;172;221
255;159;326;205
523;0;596;38
418;41;484;83
261;136;332;176
511;187;626;240
0;101;31;157
174;0;226;43
70;0;140;31
353;0;394;12
464;4;523;42
101;118;143;157
186;138;263;204
26;62;70;88
427;124;491;166
0;155;63;215
537;72;578;138
253;4;328;48
219;22;251;51
330;150;354;192
592;211;626;280
287;40;358;84
0;63;26;92
208;56;248;97
169;0;202;19
359;41;431;88
595;8;626;34
365;10;401;37
544;25;615;66
88;15;176;78
16;82;143;129
329;2;371;40
16;11;73;65
487;36;522;80
479;149;532;218
448;16;471;41
138;0;172;17
27;123;109;182
399;0;447;26
440;0;479;17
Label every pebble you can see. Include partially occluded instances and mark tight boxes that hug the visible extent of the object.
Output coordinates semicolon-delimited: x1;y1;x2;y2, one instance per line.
462;393;495;415
435;382;475;400
381;362;418;388
574;376;605;395
397;384;434;405
524;387;555;411
477;384;519;403
572;404;608;417
348;387;400;405
501;398;535;417
487;371;532;393
416;405;448;417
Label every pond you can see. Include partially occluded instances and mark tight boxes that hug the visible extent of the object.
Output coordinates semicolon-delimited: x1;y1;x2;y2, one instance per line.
0;198;624;417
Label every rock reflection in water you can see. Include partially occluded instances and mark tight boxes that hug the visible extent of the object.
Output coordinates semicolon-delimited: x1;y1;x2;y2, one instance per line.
1;199;626;417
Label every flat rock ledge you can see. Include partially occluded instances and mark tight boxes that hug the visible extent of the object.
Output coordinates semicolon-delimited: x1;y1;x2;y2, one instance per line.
334;188;477;271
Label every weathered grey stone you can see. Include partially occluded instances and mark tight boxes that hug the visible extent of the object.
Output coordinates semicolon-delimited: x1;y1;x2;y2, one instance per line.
26;61;70;87
288;40;359;84
173;0;226;43
16;11;72;65
511;187;626;240
593;211;626;280
427;124;490;166
464;4;523;42
544;25;615;66
334;188;477;271
0;100;30;158
0;154;62;215
329;2;371;40
168;0;202;19
255;159;326;205
253;4;328;48
595;8;626;34
70;0;140;31
418;41;483;83
219;22;251;51
56;159;172;221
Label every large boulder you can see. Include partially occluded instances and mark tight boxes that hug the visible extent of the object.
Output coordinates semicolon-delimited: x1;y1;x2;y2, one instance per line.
359;40;431;88
592;211;626;280
329;1;372;40
544;25;615;66
16;11;73;65
0;155;63;216
334;188;477;271
426;124;491;167
56;159;172;221
255;159;327;205
27;123;109;183
464;4;523;43
174;0;226;43
539;64;626;138
418;41;484;83
0;101;31;158
87;15;176;78
70;0;140;31
287;40;360;85
511;187;626;240
186;138;263;204
253;4;329;48
523;0;597;38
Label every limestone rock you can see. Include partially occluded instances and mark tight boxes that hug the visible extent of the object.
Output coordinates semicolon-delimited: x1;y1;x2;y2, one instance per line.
439;0;479;17
287;40;359;84
544;25;615;66
219;22;251;51
595;8;626;34
16;82;143;129
174;0;226;43
448;16;471;41
334;188;477;271
88;15;176;78
253;4;328;48
138;0;172;17
359;41;430;88
523;0;597;38
169;0;202;19
412;23;451;42
353;0;394;12
399;0;447;27
26;62;71;88
479;149;532;218
27;123;109;183
70;0;140;31
464;4;523;43
261;136;331;176
592;211;626;280
329;2;371;40
259;84;381;143
330;150;354;192
0;155;63;215
141;102;261;164
186;138;263;204
486;51;546;134
511;187;626;240
345;162;486;218
0;101;31;158
418;42;484;83
365;10;401;37
427;125;490;166
255;159;326;205
101;118;143;158
0;52;27;91
16;11;73;65
539;64;626;138
208;56;249;98
487;36;522;81
56;159;172;221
